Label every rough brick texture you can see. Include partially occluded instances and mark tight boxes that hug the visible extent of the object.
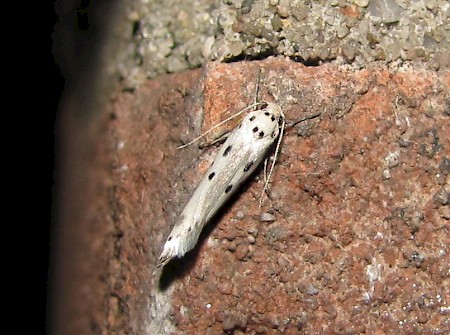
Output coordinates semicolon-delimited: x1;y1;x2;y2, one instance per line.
55;58;449;334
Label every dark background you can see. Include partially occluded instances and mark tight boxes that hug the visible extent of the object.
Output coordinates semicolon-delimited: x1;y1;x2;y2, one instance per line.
48;0;111;333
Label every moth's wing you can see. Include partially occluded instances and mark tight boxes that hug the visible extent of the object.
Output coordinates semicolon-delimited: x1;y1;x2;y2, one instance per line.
157;126;247;267
158;106;284;267
205;134;274;222
204;105;283;220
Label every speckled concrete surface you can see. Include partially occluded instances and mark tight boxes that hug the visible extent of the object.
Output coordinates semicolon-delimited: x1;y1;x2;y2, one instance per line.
118;0;450;86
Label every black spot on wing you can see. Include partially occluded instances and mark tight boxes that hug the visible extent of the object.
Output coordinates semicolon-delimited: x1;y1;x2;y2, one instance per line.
252;126;259;133
168;236;172;241
243;161;254;172
225;185;232;193
258;131;264;138
223;145;232;157
264;111;270;116
208;172;215;180
249;116;256;121
271;116;275;122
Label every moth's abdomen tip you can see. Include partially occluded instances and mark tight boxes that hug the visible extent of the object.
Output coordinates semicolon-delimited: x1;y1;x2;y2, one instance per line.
156;255;170;268
157;246;176;268
157;245;177;268
157;236;187;268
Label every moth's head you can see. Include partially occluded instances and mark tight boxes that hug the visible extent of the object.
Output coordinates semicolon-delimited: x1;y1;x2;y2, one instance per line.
263;102;283;120
245;101;283;140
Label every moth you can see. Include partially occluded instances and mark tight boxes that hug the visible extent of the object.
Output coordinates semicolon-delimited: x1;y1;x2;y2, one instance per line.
157;101;285;268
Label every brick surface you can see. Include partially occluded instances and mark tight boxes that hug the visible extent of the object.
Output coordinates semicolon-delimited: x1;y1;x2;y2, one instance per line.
58;58;450;334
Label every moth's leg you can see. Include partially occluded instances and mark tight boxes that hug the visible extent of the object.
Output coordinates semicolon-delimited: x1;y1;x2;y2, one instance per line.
259;157;273;208
259;117;286;208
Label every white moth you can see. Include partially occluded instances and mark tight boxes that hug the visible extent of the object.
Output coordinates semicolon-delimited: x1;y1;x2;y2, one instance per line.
157;102;285;268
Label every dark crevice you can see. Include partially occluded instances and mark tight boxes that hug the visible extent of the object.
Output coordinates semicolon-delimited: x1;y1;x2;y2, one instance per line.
291;55;327;67
223;47;333;67
223;48;278;63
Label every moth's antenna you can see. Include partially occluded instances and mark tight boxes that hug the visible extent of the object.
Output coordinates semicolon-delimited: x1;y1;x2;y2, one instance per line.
178;102;265;149
254;69;262;108
179;69;266;149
